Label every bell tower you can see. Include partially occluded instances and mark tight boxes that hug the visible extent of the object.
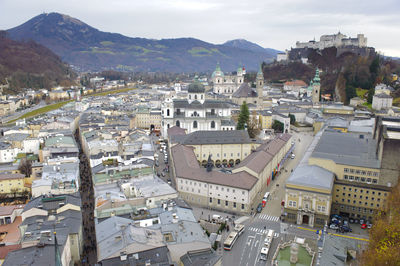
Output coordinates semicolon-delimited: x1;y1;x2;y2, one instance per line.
256;64;264;107
312;68;320;104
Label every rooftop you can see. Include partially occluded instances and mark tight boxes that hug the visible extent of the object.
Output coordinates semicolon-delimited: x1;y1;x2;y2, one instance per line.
181;130;252;145
286;165;335;192
311;130;380;169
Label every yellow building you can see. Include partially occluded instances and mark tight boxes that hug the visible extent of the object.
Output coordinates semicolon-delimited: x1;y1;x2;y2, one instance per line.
309;130;388;220
285;165;334;227
180;130;258;167
259;111;273;129
0;173;30;196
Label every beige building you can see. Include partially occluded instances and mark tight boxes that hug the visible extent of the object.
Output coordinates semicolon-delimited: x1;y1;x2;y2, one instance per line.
180;130;257;167
135;107;162;131
171;131;292;214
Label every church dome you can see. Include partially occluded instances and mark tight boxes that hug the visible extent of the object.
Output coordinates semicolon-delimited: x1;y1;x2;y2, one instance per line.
211;63;224;78
188;81;205;93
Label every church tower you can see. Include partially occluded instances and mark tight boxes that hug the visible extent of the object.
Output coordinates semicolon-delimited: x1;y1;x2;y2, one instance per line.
256;64;264;107
312;68;320;104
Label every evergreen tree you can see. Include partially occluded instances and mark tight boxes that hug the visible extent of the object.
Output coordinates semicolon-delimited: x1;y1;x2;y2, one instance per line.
237;102;250;130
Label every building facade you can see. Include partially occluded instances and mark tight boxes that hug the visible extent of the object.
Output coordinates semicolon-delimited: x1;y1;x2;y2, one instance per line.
211;63;245;96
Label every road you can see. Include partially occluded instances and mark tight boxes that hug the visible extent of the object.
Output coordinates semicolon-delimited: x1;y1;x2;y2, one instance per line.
0;101;46;124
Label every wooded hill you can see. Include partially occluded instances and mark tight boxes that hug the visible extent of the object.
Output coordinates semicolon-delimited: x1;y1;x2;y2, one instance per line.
0;31;75;94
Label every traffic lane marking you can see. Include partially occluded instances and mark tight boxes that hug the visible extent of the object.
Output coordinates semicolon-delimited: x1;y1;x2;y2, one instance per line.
296;226;369;241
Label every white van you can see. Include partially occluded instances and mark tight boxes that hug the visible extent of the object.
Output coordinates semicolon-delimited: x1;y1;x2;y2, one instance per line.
263;192;270;202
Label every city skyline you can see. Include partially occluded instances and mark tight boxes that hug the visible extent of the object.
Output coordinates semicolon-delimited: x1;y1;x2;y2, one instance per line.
1;0;400;57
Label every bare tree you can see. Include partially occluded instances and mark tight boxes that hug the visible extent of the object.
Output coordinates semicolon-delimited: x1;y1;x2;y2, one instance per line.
18;158;32;177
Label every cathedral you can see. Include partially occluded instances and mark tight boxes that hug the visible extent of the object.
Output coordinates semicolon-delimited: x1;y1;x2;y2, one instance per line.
211;63;246;96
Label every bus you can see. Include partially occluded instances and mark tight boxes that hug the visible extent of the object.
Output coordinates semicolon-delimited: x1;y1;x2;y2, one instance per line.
223;224;245;251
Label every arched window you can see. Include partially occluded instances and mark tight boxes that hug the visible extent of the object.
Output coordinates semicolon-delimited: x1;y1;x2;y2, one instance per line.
193;121;198;128
211;109;215;115
193;111;198;116
167;109;170;116
167;124;170;129
176;120;180;127
211;121;215;129
201;95;203;99
189;95;191;99
195;95;197;100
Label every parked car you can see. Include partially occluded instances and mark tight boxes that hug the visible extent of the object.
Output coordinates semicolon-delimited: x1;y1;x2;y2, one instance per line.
256;203;263;213
367;223;373;229
331;214;342;220
167;178;172;185
340;226;352;232
161;172;165;177
361;223;367;229
349;218;355;223
329;224;339;230
331;218;340;225
343;220;349;226
360;219;365;225
354;219;359;224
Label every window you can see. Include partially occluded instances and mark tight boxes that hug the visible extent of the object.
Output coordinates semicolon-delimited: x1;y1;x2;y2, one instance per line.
233;189;235;193
355;176;360;181
176;120;180;127
224;153;226;157
366;196;368;200
366;190;369;194
349;188;352;191
349;176;354;180
242;204;245;209
343;187;346;190
361;177;366;182
193;121;198;128
210;198;212;203
344;175;348;180
225;201;228;206
227;188;229;192
373;179;377;184
355;189;358;192
350;169;354;173
211;121;215;129
344;168;349;173
360;195;363;199
378;192;381;196
342;193;345;196
217;199;220;204
242;191;245;195
361;171;366;175
367;171;372;176
356;170;361;174
367;178;372;183
233;202;236;208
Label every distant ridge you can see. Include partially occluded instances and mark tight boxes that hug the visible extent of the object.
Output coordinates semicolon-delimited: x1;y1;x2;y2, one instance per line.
7;12;280;72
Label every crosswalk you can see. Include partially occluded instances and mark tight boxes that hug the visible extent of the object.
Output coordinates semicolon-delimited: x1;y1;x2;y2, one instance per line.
257;214;280;222
248;227;280;237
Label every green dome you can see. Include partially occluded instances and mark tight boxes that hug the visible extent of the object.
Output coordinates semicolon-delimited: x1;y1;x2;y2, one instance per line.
211;63;224;78
188;81;205;93
313;68;320;84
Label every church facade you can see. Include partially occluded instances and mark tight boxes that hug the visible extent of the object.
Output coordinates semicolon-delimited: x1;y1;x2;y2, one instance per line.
161;80;235;137
211;63;246;96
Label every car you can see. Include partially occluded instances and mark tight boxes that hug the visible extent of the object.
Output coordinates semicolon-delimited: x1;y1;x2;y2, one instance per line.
354;219;359;224
360;219;365;225
331;218;340;225
167;178;172;185
367;223;373;229
291;153;295;159
161;172;165;177
340;226;352;232
349;218;355;224
331;214;342;220
256;203;263;213
343;220;349;226
361;223;367;229
329;224;339;230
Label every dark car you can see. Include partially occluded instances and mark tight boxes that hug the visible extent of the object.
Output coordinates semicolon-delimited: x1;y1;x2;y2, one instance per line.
340;226;352;232
256;203;263;213
349;218;355;223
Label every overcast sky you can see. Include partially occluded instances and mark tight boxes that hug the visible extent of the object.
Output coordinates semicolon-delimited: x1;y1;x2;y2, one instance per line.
1;0;400;56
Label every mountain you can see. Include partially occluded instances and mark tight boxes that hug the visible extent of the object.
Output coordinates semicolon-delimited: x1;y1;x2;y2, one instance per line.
7;13;279;72
223;39;281;57
0;31;75;93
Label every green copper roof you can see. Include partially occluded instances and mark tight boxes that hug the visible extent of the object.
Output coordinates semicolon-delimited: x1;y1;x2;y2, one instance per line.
257;64;264;78
212;62;224;78
188;80;205;93
313;68;320;84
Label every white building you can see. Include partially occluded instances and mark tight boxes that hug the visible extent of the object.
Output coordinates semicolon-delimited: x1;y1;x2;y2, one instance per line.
296;32;367;50
161;80;235;136
372;93;393;110
211;63;245;96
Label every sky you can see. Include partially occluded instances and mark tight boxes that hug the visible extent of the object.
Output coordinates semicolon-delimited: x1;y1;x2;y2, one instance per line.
1;0;400;56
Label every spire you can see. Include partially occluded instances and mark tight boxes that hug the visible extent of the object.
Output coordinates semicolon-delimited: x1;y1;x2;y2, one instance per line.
257;64;264;79
54;231;62;266
215;62;221;72
313;68;320;84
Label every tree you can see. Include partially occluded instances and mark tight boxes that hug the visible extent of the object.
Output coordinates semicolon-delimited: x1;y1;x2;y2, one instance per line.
247;111;261;138
237;102;250;130
289;114;296;125
18;158;32;178
367;88;375;104
272;120;284;133
360;180;400;265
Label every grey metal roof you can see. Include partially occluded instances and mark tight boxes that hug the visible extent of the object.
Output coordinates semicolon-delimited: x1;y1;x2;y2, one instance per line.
173;99;234;109
318;234;359;266
181;130;251;145
232;83;257;98
286;165;334;191
311;130;381;169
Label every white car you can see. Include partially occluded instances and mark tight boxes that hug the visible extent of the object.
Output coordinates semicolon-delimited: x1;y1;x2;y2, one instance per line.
329;223;339;230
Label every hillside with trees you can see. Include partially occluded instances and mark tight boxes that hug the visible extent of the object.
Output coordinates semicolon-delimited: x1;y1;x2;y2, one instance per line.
360;180;400;265
0;31;75;94
261;47;400;104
